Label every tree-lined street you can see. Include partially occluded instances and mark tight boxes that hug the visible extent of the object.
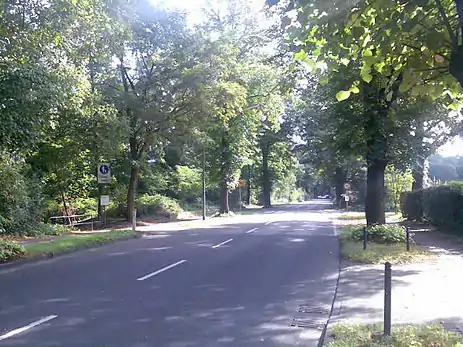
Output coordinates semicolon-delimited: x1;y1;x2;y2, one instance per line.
0;202;339;347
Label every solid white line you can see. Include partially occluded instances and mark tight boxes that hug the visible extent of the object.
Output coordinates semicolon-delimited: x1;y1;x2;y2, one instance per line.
212;238;234;249
137;260;187;281
0;315;57;341
265;221;272;225
246;228;258;234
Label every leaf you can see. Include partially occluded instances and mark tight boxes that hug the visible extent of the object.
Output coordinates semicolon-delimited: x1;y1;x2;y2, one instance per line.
340;58;350;66
349;85;360;94
319;75;329;85
448;102;460;111
336;90;351;101
294;50;307;61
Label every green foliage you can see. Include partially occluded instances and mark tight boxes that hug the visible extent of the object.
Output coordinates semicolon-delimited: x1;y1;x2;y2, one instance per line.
0;159;44;236
0;240;26;263
347;224;407;244
175;166;202;202
400;190;424;221
137;194;183;218
402;183;463;232
385;166;413;212
328;323;463;347
422;185;463;230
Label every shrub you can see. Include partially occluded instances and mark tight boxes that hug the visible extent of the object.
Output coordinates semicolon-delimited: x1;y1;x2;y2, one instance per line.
400;189;423;221
72;197;97;215
422;185;463;230
347;224;406;244
137;194;183;218
0;239;26;262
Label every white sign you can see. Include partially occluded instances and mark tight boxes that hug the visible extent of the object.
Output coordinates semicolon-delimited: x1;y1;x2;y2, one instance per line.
344;195;350;202
97;164;111;184
100;195;110;206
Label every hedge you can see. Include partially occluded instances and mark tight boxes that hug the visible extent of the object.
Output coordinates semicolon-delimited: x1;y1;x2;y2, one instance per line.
401;182;463;232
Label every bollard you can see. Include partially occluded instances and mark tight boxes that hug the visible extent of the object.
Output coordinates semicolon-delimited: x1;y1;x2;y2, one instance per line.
384;262;392;336
406;227;410;251
132;208;137;232
363;227;367;250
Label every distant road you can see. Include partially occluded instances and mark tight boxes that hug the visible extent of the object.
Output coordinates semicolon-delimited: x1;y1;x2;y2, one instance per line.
0;201;339;347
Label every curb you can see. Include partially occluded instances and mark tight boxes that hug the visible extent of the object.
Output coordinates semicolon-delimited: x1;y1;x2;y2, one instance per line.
318;221;343;347
0;233;142;273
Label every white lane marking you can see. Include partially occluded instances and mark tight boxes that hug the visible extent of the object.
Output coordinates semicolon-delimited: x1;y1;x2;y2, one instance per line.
265;221;272;225
137;260;187;281
0;315;57;341
212;238;234;249
246;228;258;234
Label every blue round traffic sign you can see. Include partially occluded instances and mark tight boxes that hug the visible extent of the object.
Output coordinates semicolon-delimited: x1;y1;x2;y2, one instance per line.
99;164;109;175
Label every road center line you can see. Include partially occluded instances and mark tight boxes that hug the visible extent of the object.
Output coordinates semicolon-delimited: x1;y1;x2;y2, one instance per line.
212;238;234;248
0;315;57;341
137;260;187;281
246;228;258;234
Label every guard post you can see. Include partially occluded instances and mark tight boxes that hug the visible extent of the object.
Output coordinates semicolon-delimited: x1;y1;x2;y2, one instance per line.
384;262;392;336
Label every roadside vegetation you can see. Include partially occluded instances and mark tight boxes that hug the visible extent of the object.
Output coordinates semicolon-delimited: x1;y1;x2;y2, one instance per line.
0;230;138;263
327;324;463;347
2;0;463;262
339;225;434;264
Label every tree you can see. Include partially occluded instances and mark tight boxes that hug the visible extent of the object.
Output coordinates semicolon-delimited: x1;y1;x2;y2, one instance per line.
268;0;463;106
103;6;204;221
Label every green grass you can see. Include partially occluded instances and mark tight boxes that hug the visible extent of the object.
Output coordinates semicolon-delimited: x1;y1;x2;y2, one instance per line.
24;230;139;258
338;212;402;221
339;229;434;264
327;323;463;347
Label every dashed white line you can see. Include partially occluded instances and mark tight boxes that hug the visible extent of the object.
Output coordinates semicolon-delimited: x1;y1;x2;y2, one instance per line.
212;238;234;249
265;221;272;225
0;315;58;341
246;228;258;234
137;260;187;281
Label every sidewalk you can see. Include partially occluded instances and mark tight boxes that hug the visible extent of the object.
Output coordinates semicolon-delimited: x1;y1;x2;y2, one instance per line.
325;230;463;344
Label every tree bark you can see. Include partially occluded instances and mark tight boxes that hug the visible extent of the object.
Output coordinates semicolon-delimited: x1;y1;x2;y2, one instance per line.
365;159;386;225
219;132;231;214
127;165;139;223
451;0;463;88
334;167;347;209
412;119;426;190
261;144;271;208
245;165;251;205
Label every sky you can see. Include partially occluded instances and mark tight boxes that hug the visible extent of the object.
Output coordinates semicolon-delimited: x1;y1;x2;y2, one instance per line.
150;0;463;158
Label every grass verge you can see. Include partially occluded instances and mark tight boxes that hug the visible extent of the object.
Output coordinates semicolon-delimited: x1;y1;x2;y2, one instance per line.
24;230;139;258
327;323;462;347
338;212;401;221
339;228;434;264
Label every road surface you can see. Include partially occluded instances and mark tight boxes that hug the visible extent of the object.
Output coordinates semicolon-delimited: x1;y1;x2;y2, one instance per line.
0;201;339;347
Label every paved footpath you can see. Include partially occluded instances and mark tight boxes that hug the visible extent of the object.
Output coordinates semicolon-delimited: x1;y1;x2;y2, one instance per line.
325;228;463;345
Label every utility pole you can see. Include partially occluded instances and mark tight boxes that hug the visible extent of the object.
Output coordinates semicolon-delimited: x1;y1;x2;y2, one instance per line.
202;146;206;221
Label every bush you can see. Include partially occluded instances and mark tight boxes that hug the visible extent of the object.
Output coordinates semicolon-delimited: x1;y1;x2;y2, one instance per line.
422;185;463;230
72;197;97;215
400;189;423;221
0;239;26;262
137;194;183;218
347;224;406;244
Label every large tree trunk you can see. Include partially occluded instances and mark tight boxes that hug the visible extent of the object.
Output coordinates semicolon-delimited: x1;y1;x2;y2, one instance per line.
412;121;426;190
245;165;251;205
261;144;271;208
334;167;347;209
219;131;231;214
365;159;386;225
127;165;139;223
451;0;463;88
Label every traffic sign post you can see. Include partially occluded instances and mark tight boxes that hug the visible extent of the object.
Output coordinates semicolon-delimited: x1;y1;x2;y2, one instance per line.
97;164;111;184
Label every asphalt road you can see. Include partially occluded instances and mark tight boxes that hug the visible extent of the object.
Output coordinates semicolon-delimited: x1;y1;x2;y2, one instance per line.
0;200;339;347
